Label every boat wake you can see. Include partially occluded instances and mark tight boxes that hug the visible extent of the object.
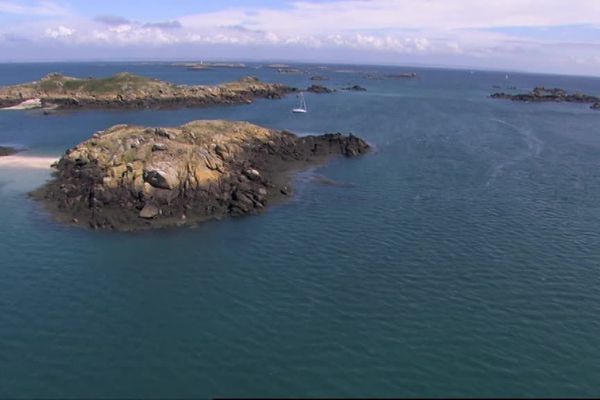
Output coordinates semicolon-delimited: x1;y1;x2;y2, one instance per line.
487;118;544;186
491;118;543;157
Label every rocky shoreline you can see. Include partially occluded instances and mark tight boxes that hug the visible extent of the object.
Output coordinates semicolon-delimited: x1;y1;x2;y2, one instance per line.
491;87;600;110
31;120;370;231
0;73;296;111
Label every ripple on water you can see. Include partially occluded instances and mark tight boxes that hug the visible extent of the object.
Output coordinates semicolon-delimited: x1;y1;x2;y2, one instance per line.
1;64;600;397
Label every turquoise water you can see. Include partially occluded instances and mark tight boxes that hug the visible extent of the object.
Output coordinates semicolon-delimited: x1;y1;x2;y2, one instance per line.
1;63;600;398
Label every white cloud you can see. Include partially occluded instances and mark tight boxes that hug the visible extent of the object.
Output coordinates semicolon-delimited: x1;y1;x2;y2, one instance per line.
178;0;600;33
1;0;600;74
45;25;74;38
109;24;133;34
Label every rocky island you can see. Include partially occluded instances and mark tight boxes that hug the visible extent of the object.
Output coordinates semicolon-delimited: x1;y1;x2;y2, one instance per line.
306;85;335;94
32;120;370;231
0;73;295;111
491;87;600;110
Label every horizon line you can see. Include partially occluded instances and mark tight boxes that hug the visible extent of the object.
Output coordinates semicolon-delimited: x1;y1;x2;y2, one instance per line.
0;58;599;80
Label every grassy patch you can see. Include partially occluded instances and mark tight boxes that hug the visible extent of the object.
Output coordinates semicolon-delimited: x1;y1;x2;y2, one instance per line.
122;150;136;164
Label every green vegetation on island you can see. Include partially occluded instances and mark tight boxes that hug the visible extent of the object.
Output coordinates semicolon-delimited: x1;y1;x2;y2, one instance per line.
0;72;296;111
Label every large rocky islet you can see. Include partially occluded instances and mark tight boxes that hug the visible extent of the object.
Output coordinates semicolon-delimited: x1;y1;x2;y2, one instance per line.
31;120;370;230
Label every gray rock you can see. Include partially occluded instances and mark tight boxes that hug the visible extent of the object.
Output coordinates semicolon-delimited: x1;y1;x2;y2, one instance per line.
143;164;179;190
214;144;228;159
155;128;175;139
152;143;168;152
139;204;159;219
243;168;261;181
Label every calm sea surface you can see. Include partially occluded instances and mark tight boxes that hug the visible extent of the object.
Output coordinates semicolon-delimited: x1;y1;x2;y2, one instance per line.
0;62;599;398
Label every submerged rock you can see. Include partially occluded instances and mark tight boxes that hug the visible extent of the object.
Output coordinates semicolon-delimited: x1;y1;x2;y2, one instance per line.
31;120;370;231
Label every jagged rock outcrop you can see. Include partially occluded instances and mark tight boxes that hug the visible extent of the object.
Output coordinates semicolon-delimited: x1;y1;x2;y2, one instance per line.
31;120;370;231
0;73;296;110
492;86;600;110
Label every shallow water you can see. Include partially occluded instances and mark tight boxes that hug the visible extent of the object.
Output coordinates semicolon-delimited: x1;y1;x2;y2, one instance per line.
1;62;600;398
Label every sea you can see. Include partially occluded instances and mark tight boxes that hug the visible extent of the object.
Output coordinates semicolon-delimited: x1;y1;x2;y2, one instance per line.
0;62;599;398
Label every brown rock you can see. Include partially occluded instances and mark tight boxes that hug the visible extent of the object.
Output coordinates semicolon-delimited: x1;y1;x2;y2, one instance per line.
139;204;159;219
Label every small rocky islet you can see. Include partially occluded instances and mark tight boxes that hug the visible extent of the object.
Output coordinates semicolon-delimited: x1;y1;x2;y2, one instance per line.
492;86;600;110
342;85;367;91
306;85;335;94
31;120;370;231
0;72;296;111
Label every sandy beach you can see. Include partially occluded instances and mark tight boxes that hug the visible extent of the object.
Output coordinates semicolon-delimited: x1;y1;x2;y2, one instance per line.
0;155;57;169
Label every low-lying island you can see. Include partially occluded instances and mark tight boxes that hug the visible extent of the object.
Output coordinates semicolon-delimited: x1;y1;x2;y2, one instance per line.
32;120;370;231
0;73;296;111
491;86;600;110
0;146;20;156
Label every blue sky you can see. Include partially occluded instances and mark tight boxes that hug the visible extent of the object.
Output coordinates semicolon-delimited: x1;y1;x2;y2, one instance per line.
1;0;600;75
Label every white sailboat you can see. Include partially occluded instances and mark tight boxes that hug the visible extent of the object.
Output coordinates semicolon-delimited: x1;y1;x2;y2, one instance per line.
292;92;307;113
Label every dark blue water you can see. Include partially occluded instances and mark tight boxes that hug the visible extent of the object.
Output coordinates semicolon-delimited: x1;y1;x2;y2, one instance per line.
1;63;599;398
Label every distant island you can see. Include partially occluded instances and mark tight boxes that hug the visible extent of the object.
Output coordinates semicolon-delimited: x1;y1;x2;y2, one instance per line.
492;86;600;110
32;120;370;230
174;62;248;70
0;146;20;156
306;85;335;94
0;73;295;111
342;85;367;91
365;72;418;80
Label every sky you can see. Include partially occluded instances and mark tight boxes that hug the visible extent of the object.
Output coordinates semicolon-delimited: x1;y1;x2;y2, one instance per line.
1;0;600;76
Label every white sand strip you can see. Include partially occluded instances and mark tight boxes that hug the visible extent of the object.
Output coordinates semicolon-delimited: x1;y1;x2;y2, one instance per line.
0;155;57;169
